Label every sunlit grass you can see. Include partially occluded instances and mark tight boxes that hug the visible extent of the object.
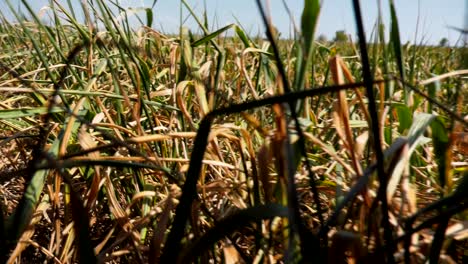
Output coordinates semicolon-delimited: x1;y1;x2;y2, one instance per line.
0;0;466;263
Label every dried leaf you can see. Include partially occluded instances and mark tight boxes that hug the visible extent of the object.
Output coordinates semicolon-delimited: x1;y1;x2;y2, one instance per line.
223;243;243;264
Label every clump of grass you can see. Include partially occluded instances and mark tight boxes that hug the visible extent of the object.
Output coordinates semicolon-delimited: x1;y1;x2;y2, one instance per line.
0;0;466;263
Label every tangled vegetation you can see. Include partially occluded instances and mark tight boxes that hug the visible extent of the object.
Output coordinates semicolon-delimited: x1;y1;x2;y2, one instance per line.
0;0;467;263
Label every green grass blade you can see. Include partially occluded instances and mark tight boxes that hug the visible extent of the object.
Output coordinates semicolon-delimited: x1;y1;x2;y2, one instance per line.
387;113;436;200
145;7;153;27
181;0;226;95
191;24;234;47
295;0;321;93
430;117;450;191
234;25;252;48
0;107;65;119
394;104;412;133
389;0;406;101
293;0;320;119
301;0;320;56
51;1;91;43
5;143;57;241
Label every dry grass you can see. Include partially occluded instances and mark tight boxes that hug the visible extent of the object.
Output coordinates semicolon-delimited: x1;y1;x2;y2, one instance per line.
0;0;467;263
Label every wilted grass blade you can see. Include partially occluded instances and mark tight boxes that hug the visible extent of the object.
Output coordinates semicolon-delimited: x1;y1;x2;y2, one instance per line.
400;79;468;126
149;196;174;263
351;1;394;261
160;116;213;262
59;169;97;263
0;87;179;110
0;200;5;262
254;3;325;251
39;158;177;180
1;1;464;262
321;137;408;233
161;80;385;261
400;180;468;240
387;113;436;201
402;177;467;261
180;0;226;95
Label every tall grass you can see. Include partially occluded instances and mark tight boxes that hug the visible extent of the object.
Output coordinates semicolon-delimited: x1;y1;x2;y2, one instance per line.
0;0;466;263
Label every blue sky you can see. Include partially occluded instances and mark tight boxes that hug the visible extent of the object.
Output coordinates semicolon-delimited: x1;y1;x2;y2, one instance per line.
1;0;466;45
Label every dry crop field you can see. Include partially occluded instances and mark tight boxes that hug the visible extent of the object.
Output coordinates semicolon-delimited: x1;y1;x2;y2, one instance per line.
0;0;467;263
